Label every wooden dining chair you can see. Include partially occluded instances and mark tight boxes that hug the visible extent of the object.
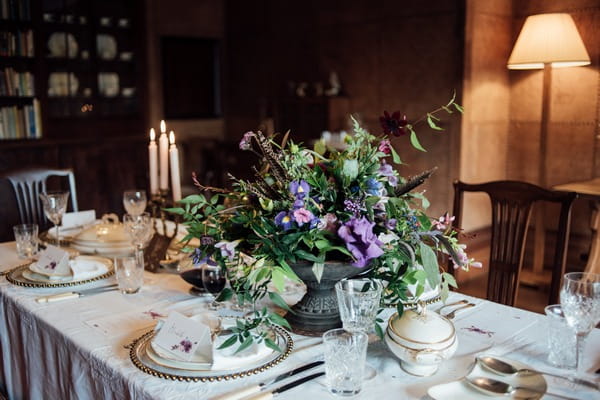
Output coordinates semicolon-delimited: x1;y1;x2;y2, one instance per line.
450;180;577;306
5;168;79;227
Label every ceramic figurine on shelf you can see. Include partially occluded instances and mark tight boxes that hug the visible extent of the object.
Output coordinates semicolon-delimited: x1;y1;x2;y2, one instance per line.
325;71;341;96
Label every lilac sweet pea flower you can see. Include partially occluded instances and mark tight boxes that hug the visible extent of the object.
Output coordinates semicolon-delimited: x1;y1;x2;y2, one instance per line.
338;216;384;268
378;162;398;187
275;211;294;231
289;180;310;199
214;240;241;261
190;248;217;266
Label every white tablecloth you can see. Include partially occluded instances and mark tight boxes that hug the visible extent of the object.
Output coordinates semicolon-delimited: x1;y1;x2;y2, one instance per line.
0;242;599;400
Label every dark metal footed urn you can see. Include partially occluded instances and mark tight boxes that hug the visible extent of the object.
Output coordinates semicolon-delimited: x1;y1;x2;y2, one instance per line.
285;261;369;335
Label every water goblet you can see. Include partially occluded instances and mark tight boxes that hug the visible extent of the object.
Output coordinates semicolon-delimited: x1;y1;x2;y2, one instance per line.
559;272;600;376
335;278;383;380
123;212;153;271
202;265;227;310
39;191;70;247
123;190;147;216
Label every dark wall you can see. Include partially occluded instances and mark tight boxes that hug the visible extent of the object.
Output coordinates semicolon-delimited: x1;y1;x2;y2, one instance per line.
225;0;466;215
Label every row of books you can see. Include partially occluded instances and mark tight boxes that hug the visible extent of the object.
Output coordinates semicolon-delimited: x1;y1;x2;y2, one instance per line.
0;0;31;21
0;67;34;96
0;99;42;140
0;30;34;57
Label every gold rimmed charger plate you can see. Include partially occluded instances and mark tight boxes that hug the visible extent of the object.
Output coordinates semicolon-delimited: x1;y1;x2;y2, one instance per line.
129;327;293;382
5;256;114;288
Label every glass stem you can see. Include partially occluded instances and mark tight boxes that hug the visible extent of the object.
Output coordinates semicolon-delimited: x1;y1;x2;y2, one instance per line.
55;223;60;248
574;332;587;375
135;246;145;271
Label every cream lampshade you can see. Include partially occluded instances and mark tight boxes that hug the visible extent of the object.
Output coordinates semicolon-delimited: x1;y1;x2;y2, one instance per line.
507;13;590;70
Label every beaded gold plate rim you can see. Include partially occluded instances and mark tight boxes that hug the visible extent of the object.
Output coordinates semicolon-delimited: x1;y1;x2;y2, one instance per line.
5;260;114;288
129;327;294;382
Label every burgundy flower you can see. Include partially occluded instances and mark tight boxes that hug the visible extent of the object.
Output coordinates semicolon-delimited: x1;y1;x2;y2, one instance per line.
379;111;408;137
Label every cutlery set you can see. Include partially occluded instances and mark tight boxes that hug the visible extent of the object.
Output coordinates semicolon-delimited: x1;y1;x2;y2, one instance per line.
466;355;599;399
35;284;118;303
212;360;324;400
438;299;477;319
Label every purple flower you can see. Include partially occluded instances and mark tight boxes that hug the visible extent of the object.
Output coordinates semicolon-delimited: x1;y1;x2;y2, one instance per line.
190;248;217;266
379;111;408;137
344;199;363;215
386;218;397;230
289;180;310;199
275;211;294;231
239;131;255;150
378;162;398;187
292;199;305;209
337;217;384;268
293;208;315;227
215;240;240;261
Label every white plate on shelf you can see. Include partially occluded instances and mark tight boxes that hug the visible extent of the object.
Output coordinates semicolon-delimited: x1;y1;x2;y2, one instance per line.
47;32;78;58
427;355;547;400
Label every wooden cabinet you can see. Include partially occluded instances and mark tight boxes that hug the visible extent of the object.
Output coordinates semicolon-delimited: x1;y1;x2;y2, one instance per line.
276;96;350;142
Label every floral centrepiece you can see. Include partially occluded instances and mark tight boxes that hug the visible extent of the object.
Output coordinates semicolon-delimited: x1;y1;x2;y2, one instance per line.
169;94;477;347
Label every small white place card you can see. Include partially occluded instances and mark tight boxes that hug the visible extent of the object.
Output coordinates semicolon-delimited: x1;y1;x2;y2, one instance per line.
34;245;71;276
152;311;212;362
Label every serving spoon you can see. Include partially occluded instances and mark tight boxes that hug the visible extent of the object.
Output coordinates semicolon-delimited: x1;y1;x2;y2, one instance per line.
466;377;577;400
477;356;599;390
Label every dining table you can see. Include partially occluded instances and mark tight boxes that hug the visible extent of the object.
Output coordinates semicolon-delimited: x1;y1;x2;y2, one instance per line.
0;240;599;400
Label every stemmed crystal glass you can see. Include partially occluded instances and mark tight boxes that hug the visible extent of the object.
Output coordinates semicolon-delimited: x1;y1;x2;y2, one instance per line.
335;278;383;380
123;212;154;271
39;191;70;247
559;272;600;375
123;190;147;216
202;265;227;310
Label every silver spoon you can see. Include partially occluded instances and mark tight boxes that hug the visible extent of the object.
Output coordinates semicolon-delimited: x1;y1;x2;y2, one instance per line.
466;377;578;400
443;303;475;319
477;356;600;390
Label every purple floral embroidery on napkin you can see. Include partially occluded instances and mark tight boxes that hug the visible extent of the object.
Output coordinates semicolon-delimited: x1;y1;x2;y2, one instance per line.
44;261;57;270
462;325;494;338
171;339;196;353
143;310;166;320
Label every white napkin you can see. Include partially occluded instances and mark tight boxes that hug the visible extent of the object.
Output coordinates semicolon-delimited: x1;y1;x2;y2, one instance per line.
211;333;273;370
69;258;108;280
62;210;96;229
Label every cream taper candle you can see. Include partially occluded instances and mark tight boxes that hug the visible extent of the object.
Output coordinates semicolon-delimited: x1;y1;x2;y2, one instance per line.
158;120;169;190
169;131;181;202
148;128;158;195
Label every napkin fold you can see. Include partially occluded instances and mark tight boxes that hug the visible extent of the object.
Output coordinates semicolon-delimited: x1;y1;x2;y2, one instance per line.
69;258;109;280
211;333;273;370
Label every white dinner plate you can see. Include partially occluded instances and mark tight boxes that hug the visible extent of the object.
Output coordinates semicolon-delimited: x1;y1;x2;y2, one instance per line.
22;256;112;283
428;355;547;400
146;343;212;371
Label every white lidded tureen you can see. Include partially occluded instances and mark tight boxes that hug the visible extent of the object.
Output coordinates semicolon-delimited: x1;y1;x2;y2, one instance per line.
384;306;458;376
71;214;133;256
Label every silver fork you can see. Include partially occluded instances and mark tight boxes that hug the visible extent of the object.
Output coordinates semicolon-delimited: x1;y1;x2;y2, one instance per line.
444;303;476;319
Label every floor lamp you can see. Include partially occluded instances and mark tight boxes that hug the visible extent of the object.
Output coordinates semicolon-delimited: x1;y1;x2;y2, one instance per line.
507;13;590;282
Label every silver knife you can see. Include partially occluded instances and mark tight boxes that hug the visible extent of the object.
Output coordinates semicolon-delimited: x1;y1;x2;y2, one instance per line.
243;372;325;400
210;361;324;400
36;284;119;303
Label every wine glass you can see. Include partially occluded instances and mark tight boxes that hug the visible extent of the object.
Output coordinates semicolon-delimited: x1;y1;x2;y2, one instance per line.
202;265;227;310
123;212;154;271
39;191;70;247
559;272;600;376
123;190;147;216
